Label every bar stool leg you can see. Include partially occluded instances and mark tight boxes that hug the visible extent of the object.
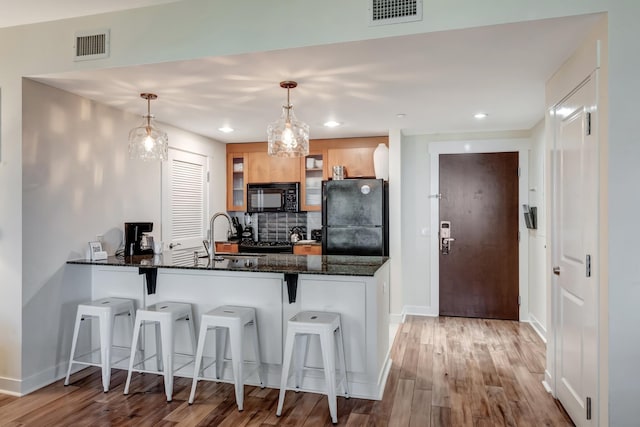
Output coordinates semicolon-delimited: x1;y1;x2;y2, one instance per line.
64;311;84;386
215;327;227;380
189;319;209;404
99;310;112;392
249;319;265;387
155;322;163;372
160;318;174;402
276;328;296;417
335;325;349;397
319;329;338;424
187;312;197;356
294;334;310;389
229;323;245;411
124;316;142;395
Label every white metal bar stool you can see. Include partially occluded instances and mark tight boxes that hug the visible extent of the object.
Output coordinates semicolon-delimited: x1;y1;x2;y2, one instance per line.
276;311;349;424
189;305;264;411
64;297;136;392
124;301;196;402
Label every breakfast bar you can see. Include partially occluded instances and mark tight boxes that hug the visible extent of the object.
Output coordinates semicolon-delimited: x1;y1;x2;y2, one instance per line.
67;252;391;400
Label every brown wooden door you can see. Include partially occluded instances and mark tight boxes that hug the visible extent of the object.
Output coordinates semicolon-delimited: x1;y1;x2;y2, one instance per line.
439;152;519;320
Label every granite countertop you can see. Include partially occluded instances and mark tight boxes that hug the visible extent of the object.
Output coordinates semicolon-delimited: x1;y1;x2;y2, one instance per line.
67;251;389;277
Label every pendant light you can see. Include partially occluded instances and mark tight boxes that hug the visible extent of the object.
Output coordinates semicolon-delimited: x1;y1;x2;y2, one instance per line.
267;81;309;157
128;93;168;161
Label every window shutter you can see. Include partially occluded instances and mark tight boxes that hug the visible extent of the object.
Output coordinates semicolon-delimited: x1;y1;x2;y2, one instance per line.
170;158;205;242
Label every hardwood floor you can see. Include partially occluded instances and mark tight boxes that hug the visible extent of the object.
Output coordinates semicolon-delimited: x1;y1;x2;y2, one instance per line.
0;316;573;426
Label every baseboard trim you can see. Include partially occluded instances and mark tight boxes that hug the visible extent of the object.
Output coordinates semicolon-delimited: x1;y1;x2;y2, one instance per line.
0;376;22;396
526;313;547;343
544;370;555;396
18;362;82;396
376;356;393;400
0;362;76;396
402;305;438;319
390;313;403;324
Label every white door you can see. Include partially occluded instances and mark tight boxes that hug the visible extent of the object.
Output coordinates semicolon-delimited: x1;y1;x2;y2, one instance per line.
552;74;598;426
162;148;208;251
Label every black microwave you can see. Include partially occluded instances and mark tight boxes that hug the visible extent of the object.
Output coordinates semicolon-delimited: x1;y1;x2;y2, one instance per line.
247;182;300;213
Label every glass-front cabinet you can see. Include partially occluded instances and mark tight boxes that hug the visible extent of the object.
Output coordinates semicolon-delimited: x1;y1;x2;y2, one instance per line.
301;151;327;211
227;153;247;211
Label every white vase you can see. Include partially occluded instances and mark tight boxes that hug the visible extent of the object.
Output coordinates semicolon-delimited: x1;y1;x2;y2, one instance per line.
373;143;389;180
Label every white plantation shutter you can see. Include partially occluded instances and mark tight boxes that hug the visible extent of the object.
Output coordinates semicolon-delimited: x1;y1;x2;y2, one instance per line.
171;159;204;240
163;149;208;250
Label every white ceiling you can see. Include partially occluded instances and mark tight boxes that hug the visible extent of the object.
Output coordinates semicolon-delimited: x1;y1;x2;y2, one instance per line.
11;2;602;143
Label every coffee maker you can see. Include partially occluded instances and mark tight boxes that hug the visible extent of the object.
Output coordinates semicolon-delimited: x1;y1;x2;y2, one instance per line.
124;222;154;256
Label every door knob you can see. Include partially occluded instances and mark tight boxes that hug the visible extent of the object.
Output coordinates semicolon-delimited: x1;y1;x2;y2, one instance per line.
169;242;181;249
553;266;560;275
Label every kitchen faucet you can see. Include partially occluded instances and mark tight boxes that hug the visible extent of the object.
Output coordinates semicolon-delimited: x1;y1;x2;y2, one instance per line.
208;212;233;262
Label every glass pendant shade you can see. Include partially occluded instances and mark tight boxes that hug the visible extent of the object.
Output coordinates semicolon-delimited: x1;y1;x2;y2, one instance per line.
267;106;309;157
267;81;309;157
128;93;168;161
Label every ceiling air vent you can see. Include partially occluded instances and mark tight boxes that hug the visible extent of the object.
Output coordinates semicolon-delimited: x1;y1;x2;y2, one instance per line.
74;29;110;61
368;0;422;26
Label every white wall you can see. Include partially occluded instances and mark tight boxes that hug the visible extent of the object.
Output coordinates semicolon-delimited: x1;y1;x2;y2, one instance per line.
527;120;547;338
1;1;639;423
388;129;403;317
20;79;225;393
400;135;431;315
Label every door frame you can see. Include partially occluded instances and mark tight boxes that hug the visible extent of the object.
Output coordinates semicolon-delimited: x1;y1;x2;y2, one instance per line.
428;138;530;320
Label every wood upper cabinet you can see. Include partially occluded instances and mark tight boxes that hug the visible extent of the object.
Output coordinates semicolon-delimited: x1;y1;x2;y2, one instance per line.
326;146;376;178
300;150;328;212
226;137;388;211
227;152;247;211
247;151;301;183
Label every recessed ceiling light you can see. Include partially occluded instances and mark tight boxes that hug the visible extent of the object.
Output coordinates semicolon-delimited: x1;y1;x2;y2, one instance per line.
323;120;341;128
396;113;406;119
218;126;234;133
474;113;488;119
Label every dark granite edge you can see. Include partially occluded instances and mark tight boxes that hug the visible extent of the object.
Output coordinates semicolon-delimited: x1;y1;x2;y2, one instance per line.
66;253;389;277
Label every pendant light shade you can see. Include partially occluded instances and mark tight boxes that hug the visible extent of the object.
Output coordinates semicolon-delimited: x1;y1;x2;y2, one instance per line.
267;81;309;158
128;93;168;161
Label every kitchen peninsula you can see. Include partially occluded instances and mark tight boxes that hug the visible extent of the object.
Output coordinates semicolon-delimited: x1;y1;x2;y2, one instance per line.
67;252;391;399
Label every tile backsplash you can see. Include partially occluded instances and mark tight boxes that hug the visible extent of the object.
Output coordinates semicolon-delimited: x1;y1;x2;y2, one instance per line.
255;211;322;241
257;212;306;241
306;212;321;237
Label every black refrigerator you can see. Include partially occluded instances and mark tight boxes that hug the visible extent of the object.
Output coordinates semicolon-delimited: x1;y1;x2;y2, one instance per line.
322;178;388;256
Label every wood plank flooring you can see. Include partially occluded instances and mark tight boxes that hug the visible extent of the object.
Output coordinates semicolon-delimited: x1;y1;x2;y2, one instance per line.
0;316;574;426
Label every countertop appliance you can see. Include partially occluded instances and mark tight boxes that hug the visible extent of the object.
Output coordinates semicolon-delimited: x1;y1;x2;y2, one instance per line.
289;226;304;243
238;240;293;254
241;212;254;239
247;182;299;213
322;179;388;256
124;222;154;257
